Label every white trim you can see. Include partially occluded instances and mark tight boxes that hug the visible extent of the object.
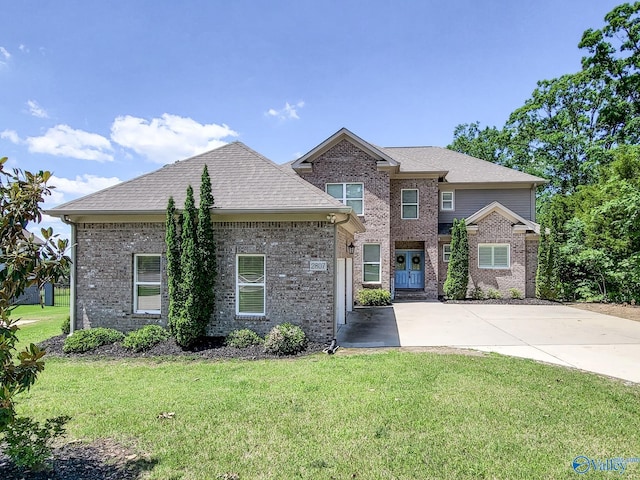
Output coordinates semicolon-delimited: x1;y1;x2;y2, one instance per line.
401;188;419;220
326;182;364;216
478;244;510;269
465;201;540;234
440;191;455;211
362;243;381;284
133;254;161;314
443;244;451;263
236;254;266;316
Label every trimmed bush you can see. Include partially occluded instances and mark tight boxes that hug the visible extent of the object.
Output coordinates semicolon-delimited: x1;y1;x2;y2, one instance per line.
226;329;263;348
123;325;170;352
471;287;485;300
62;328;124;353
61;316;70;335
357;288;392;306
486;288;503;299
509;288;524;300
263;323;308;356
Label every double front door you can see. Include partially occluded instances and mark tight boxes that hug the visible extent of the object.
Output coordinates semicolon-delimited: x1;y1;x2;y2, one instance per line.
394;250;424;289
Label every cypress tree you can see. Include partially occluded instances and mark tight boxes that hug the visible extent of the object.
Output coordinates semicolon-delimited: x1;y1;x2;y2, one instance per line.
174;185;203;347
536;224;559;299
196;165;216;328
443;218;469;300
165;196;183;335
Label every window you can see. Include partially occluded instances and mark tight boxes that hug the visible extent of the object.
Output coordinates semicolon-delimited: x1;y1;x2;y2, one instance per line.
326;183;364;215
440;191;454;211
237;255;265;315
134;254;161;313
443;244;451;263
478;244;510;269
401;189;419;219
363;244;381;283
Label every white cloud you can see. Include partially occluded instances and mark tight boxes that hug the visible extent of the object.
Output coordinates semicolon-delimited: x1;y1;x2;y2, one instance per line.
266;101;305;120
50;174;121;196
1;129;21;144
26;124;113;162
110;113;238;164
27;99;48;118
0;46;10;59
19;44;29;53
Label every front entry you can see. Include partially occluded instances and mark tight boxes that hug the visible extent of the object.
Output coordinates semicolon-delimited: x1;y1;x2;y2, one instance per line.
394;250;424;289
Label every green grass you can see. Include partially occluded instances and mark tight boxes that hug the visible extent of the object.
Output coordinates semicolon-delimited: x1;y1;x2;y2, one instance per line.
14;351;640;479
8;304;69;350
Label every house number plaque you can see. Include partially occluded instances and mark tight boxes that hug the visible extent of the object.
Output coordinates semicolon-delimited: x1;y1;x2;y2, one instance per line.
309;260;327;271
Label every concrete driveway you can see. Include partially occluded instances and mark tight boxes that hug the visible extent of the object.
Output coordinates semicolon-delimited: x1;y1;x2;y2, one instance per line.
337;302;640;383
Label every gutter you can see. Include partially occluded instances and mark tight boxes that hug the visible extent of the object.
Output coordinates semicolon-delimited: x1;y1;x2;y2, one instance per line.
61;215;77;335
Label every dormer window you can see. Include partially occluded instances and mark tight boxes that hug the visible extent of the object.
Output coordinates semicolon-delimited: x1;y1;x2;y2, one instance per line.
326;183;364;215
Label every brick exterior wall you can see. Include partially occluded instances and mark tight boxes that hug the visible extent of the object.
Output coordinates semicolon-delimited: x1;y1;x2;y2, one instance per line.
437;238;450;296
298;139;390;299
467;212;527;297
390;178;439;298
74;221;337;342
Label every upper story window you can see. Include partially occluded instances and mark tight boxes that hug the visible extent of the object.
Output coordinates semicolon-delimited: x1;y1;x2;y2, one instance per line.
443;244;451;263
326;183;364;215
401;189;419;219
134;254;161;314
440;191;455;211
478;244;510;269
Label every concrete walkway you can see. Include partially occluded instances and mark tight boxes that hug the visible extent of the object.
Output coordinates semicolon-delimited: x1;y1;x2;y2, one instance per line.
337;302;640;383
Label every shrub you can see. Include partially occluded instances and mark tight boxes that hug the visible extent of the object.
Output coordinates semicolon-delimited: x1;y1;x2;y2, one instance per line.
443;218;469;300
486;288;503;299
357;288;392;306
226;329;263;348
3;415;70;471
123;325;170;352
61;315;70;335
470;287;485;300
263;323;308;355
509;288;524;300
62;328;124;353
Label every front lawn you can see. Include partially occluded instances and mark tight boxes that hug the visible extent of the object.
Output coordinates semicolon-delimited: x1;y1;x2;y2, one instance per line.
13;351;640;479
8;305;68;351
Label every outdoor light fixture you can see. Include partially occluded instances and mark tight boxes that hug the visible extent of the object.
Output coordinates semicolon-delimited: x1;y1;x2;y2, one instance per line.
347;242;355;255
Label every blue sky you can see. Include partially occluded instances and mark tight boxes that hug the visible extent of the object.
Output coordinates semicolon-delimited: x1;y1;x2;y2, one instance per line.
0;0;623;236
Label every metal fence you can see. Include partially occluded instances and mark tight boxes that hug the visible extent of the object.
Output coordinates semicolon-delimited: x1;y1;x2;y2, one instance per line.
10;282;70;307
52;283;70;307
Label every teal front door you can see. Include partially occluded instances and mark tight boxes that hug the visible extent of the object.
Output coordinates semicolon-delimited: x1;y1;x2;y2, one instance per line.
394;250;424;289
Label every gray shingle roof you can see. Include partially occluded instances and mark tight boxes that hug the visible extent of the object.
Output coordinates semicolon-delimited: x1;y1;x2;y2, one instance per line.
48;142;349;215
380;146;546;183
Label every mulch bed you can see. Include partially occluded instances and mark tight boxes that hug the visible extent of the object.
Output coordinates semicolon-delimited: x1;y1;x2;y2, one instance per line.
441;297;558;305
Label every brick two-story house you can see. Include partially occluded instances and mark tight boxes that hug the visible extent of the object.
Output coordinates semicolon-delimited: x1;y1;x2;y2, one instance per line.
48;128;545;342
290;128;546;301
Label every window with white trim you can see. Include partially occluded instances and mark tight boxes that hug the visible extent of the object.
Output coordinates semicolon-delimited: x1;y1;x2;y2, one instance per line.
440;191;454;211
363;244;381;283
401;189;419;219
443;244;451;263
237;255;266;315
134;254;161;313
478;244;510;269
326;183;364;215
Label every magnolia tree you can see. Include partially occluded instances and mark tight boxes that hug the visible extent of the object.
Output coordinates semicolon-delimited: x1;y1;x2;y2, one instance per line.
0;157;71;468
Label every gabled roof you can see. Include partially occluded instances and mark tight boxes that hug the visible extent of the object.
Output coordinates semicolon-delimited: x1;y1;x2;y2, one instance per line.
381;146;546;184
292;127;399;172
465;201;540;233
48;142;354;216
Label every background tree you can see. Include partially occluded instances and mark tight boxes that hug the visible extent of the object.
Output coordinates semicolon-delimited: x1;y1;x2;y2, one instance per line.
443;219;469;300
0;157;71;467
535;223;560;300
196;165;216;330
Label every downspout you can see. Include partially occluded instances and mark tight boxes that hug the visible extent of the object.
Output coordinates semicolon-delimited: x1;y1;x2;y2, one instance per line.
331;214;351;339
61;216;77;335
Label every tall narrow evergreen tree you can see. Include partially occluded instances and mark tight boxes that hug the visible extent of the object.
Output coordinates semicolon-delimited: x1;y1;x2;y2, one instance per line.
536;224;559;300
196;165;216;326
174;185;203;347
443;219;469;300
165;196;183;334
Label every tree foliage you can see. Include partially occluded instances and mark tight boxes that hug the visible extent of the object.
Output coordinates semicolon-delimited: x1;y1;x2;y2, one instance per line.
165;167;217;348
0;157;71;466
443;219;469;300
